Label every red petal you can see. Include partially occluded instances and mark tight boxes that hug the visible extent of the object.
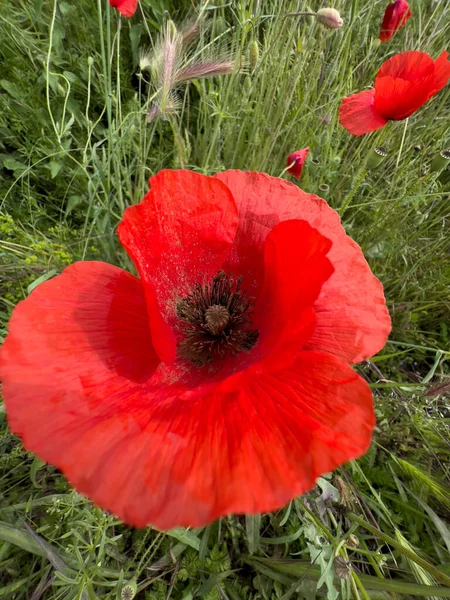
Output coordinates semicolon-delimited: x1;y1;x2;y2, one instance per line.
376;51;435;81
118;170;238;362
255;220;333;362
374;52;450;120
109;0;138;17
287;147;309;179
3;302;373;530
0;262;160;487
339;90;388;135
214;171;390;363
379;0;412;43
431;51;450;94
374;75;433;120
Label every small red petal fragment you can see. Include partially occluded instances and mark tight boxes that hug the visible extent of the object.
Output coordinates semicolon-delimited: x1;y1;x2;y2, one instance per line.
430;51;450;94
109;0;138;17
339;89;388;136
287;147;309;179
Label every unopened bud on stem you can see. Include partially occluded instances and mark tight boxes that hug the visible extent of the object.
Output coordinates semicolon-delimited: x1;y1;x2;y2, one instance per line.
316;8;344;29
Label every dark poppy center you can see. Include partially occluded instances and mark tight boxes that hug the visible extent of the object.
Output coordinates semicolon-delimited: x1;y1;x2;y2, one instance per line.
175;270;259;365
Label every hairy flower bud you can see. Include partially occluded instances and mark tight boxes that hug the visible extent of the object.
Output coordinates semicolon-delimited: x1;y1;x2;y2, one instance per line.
316;8;344;29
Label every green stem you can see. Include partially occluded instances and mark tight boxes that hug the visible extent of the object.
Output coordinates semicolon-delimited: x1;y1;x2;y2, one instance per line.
396;117;409;169
338;168;367;217
97;0;111;193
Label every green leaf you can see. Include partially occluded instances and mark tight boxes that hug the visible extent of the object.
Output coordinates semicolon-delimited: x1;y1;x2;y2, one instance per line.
165;527;202;551
3;157;27;173
29;456;46;488
49;161;62;179
65;194;84;216
245;514;261;554
0;79;22;100
195;571;235;598
27;270;58;295
247;557;450;597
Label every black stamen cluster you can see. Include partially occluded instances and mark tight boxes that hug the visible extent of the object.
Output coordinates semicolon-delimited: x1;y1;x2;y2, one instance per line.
175;271;259;365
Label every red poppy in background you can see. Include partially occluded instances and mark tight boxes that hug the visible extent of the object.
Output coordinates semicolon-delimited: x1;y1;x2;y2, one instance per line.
339;51;450;136
0;170;390;530
109;0;137;18
380;0;412;43
287;147;309;179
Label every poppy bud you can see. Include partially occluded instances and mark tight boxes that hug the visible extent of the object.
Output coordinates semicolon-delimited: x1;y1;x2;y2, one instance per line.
380;0;412;43
430;149;450;172
316;8;344;29
367;146;388;169
87;57;94;67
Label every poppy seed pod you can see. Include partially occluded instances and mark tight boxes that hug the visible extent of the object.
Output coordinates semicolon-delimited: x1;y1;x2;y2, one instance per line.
430;149;450;172
318;183;330;198
367;147;388;169
316;8;344;29
121;579;137;600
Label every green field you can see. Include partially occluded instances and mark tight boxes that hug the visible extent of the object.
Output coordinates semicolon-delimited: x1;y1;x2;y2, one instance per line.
1;0;450;598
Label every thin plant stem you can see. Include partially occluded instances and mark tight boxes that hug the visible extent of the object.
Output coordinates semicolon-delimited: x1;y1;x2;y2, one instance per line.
396;118;409;169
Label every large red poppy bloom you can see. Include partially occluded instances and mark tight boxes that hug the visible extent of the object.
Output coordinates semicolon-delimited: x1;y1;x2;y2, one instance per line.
379;0;412;43
339;51;450;136
109;0;138;18
0;171;390;530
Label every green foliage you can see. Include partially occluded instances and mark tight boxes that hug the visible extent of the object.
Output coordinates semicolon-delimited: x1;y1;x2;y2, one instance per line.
1;0;450;598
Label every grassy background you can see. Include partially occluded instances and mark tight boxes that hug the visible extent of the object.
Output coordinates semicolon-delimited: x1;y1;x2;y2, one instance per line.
1;0;450;598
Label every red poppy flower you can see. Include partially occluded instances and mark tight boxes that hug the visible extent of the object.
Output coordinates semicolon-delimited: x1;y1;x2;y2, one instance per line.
339;51;450;136
109;0;138;18
0;170;390;530
380;0;412;43
287;147;309;179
